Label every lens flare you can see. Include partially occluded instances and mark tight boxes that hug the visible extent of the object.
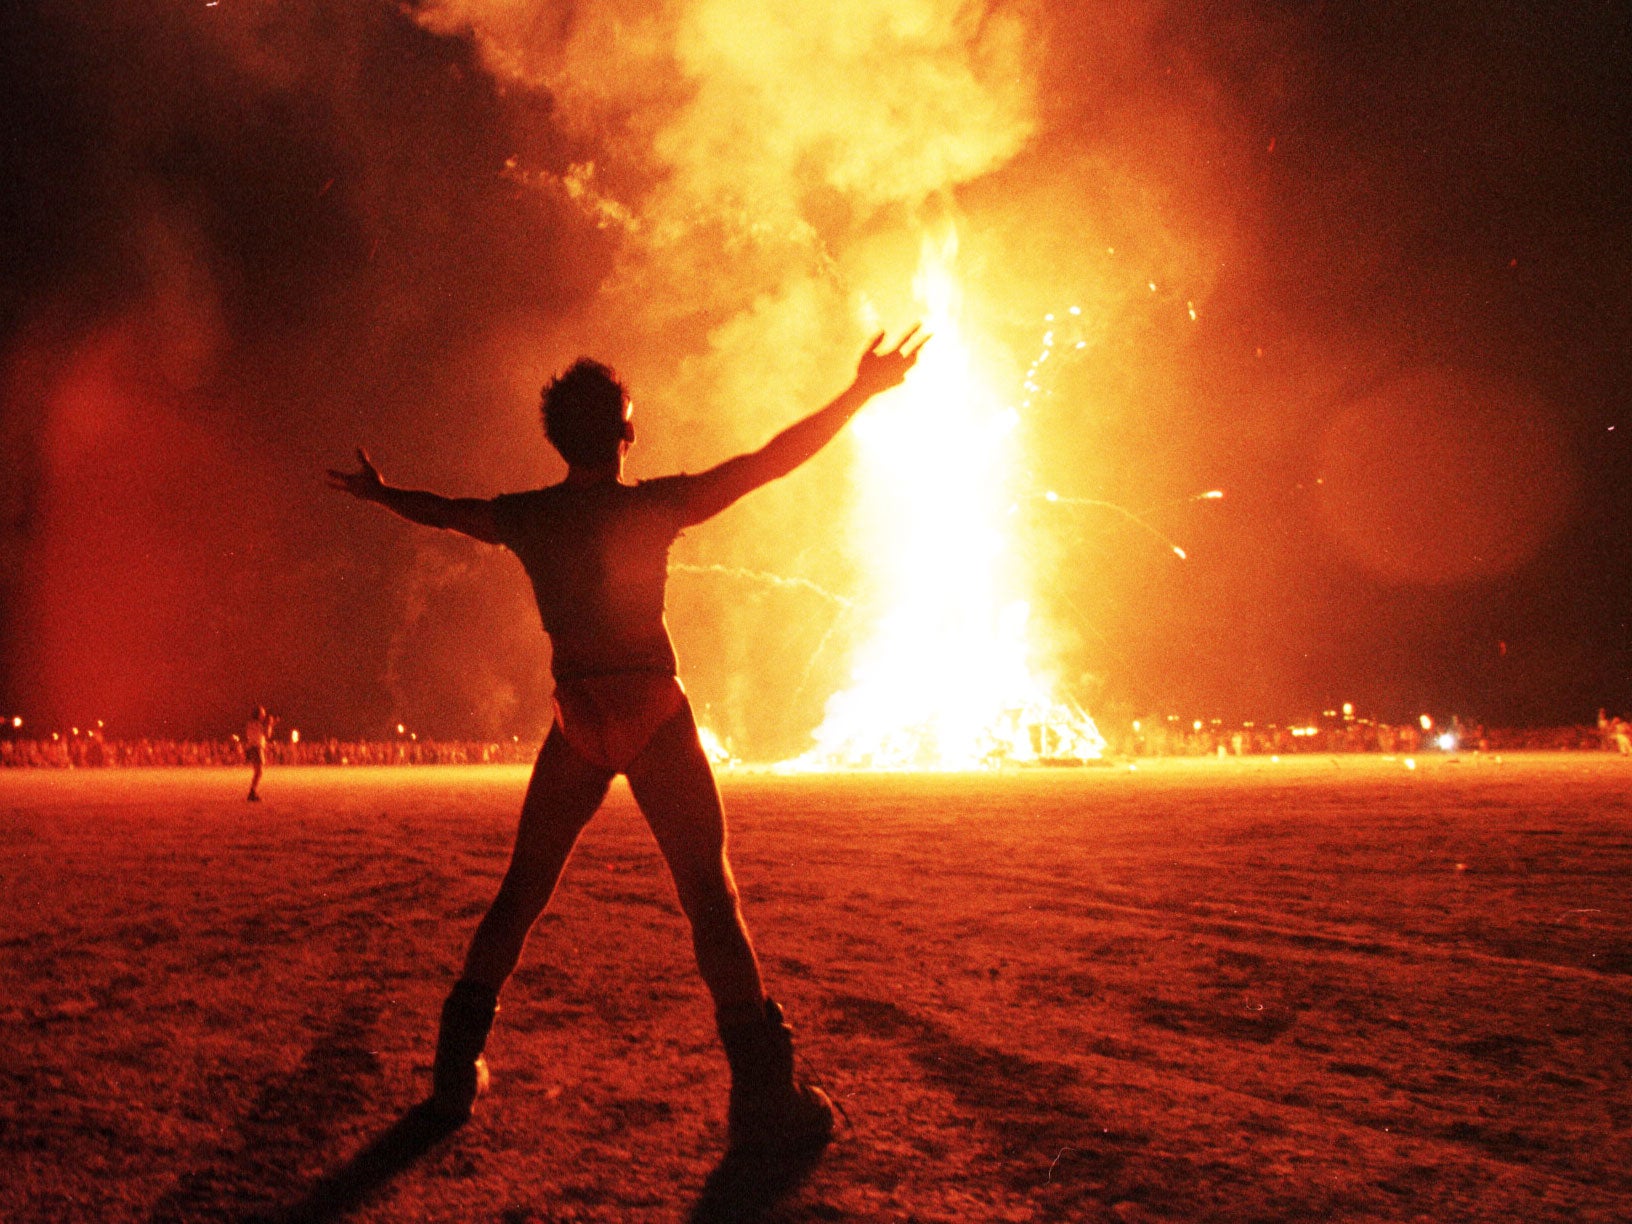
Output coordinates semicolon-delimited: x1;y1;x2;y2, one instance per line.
788;237;1103;770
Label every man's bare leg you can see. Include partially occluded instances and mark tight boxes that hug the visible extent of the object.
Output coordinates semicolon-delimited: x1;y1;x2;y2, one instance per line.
625;700;832;1155
432;724;612;1118
624;699;764;1022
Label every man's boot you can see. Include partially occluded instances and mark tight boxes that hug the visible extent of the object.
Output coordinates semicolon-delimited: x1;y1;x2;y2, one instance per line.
719;998;834;1157
430;979;498;1121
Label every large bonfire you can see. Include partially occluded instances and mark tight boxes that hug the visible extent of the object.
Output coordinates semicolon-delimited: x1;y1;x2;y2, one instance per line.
785;237;1104;770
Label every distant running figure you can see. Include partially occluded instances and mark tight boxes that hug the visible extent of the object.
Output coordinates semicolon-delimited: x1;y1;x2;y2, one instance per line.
245;706;276;801
328;327;925;1157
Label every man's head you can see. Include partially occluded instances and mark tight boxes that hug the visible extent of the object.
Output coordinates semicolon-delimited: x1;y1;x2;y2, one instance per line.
541;359;633;467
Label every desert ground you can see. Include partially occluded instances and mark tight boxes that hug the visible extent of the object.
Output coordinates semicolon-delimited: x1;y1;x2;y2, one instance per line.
2;754;1629;1223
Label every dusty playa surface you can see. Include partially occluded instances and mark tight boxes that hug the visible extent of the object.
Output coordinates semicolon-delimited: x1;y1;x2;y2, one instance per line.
3;755;1629;1223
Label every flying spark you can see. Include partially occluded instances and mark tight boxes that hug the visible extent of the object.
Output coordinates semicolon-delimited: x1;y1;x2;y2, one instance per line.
1038;491;1206;561
671;563;852;608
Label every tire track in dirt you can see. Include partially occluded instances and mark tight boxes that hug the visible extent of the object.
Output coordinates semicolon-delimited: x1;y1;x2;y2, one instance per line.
821;978;1632;1223
822;992;1156;1220
815;992;1423;1222
1009;888;1632;983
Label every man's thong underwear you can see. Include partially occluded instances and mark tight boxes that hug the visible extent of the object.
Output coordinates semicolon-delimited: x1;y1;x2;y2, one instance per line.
552;673;686;773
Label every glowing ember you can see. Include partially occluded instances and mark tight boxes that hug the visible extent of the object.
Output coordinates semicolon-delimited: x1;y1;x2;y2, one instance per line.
787;236;1103;770
697;724;738;767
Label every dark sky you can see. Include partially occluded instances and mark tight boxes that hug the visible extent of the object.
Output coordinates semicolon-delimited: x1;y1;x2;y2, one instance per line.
2;1;1628;753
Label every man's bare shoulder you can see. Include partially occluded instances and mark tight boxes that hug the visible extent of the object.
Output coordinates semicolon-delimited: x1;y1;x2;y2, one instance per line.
493;484;569;509
633;473;703;498
488;486;564;540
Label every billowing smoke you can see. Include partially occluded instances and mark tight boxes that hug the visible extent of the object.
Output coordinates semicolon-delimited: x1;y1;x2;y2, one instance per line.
396;0;1246;754
3;2;1622;743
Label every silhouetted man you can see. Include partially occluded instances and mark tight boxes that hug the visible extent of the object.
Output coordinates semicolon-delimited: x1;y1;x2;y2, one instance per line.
328;328;925;1157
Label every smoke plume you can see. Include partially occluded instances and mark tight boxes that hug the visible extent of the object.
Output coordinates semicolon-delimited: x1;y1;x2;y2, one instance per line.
3;1;1623;743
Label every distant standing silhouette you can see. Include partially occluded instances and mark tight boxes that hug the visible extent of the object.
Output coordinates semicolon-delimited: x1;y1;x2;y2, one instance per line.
328;327;926;1158
245;707;276;801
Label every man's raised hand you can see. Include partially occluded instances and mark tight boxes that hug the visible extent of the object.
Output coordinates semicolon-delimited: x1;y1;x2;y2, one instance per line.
852;325;929;400
326;448;385;502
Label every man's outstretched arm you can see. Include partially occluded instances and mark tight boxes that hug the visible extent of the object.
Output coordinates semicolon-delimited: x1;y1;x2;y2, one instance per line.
327;449;502;544
676;327;928;527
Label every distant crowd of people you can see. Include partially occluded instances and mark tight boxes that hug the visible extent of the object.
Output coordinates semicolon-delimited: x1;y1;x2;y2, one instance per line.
3;717;1630;768
1105;715;1618;758
0;734;541;769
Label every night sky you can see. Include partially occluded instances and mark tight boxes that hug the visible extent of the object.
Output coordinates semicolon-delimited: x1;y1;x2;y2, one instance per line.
3;1;1628;754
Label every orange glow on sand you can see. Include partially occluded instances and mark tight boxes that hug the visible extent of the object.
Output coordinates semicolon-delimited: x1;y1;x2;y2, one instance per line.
784;236;1103;770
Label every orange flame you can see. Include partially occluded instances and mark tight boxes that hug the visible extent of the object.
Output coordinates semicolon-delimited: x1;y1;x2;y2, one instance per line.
786;235;1103;770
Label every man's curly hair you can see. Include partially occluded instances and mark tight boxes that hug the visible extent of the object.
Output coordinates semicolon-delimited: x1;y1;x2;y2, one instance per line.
541;359;629;467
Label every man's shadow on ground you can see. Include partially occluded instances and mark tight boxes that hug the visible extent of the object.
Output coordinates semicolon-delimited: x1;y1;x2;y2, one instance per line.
687;1142;827;1224
262;1105;823;1224
259;1102;463;1224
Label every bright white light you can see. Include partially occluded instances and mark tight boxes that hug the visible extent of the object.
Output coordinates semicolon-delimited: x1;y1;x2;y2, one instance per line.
1437;732;1458;751
697;725;736;767
794;238;1103;769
